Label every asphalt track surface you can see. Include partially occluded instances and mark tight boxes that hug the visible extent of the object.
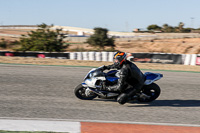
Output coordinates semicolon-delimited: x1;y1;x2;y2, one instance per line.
0;64;200;126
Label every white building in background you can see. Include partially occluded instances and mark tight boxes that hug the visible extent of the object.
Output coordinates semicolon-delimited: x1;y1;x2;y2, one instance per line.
52;25;136;37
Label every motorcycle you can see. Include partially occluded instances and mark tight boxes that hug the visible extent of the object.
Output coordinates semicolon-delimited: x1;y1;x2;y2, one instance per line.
74;66;163;103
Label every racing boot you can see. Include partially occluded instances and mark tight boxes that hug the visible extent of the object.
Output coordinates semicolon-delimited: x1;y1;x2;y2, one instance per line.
117;93;129;105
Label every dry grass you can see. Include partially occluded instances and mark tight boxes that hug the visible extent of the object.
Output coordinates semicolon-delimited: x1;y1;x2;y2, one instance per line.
0;56;200;72
115;38;200;54
1;29;200;72
1;29;200;54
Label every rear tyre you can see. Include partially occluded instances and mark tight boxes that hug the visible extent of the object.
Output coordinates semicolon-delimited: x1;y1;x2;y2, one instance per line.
74;84;97;100
138;83;161;102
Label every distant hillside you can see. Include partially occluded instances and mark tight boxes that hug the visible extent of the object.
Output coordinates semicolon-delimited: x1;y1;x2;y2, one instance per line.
0;25;200;54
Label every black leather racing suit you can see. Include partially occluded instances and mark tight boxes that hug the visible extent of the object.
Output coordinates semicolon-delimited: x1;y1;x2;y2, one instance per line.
105;60;145;98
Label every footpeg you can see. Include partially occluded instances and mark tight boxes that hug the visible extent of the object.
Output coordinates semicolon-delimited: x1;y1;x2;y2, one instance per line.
140;93;150;99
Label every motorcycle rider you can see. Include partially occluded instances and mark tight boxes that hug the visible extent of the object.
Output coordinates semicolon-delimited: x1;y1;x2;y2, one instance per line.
100;51;145;104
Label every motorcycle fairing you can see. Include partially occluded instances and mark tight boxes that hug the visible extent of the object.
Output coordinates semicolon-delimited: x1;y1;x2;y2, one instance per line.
105;70;119;83
83;67;162;89
106;76;119;82
84;77;106;88
144;72;163;85
84;68;96;80
106;70;118;76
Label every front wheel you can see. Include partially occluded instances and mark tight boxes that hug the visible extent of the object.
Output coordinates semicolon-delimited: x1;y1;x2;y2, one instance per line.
138;83;161;102
74;84;97;100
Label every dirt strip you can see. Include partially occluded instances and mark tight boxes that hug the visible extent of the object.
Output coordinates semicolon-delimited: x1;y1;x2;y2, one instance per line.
81;122;200;133
0;56;200;72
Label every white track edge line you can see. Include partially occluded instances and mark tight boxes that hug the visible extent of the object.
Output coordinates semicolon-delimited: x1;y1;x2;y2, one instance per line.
0;117;200;127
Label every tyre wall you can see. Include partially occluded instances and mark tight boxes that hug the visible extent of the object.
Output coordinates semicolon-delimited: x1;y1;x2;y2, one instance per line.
0;51;199;66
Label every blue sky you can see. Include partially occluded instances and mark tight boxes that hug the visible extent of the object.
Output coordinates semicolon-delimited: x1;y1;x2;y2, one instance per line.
0;0;199;32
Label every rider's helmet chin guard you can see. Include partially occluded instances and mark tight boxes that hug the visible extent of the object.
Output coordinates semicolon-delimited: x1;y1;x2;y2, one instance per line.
113;51;127;68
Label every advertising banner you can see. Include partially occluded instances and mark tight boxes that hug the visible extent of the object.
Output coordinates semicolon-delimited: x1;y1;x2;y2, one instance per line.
131;53;183;64
196;56;200;65
0;51;9;56
0;51;70;59
43;53;69;59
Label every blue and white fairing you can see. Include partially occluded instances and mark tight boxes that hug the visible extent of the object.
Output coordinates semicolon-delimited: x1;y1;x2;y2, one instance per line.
105;71;163;85
82;68;119;88
83;68;106;88
82;67;163;88
144;72;163;85
105;70;119;83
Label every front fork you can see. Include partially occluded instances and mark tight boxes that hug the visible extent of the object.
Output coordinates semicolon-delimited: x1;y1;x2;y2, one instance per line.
82;82;106;97
82;82;119;98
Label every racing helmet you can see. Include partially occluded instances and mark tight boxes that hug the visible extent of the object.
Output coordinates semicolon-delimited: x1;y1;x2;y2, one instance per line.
113;51;127;67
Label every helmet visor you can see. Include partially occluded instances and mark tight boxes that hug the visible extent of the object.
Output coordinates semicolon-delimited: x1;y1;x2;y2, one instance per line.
114;58;119;63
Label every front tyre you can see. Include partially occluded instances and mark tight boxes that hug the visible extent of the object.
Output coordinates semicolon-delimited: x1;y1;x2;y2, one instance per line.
138;83;161;102
74;84;97;100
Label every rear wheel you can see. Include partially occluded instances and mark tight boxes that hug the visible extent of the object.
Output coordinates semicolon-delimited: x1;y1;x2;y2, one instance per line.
74;84;97;100
138;83;161;102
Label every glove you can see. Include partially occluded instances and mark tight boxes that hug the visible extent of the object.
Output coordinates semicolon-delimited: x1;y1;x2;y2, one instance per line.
98;65;108;71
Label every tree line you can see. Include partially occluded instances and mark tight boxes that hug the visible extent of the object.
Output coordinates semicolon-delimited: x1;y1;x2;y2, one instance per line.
146;22;200;33
0;23;115;52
